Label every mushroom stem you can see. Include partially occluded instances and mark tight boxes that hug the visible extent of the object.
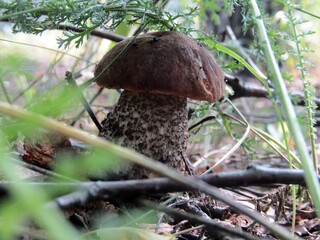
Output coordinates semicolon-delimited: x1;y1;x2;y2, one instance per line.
99;90;189;179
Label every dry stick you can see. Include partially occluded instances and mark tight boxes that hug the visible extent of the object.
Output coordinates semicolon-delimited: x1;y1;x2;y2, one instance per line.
0;166;315;201
0;103;301;240
141;200;260;240
188;116;216;131
1;166;314;200
174;225;205;238
65;71;102;132
11;158;77;182
56;24;125;42
0;167;320;222
226;74;320;109
70;87;104;127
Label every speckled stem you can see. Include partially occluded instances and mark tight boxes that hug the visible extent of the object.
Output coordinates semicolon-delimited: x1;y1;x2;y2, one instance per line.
99;91;189;179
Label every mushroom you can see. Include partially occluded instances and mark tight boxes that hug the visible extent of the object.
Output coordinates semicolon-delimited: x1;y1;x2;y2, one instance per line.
95;31;224;180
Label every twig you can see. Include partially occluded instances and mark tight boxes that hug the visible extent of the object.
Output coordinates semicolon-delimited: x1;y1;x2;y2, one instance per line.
188;116;216;131
174;225;204;237
65;71;102;131
141;200;260;240
0;166;316;202
226;74;320;109
70;87;104;127
57;24;125;42
0;19;125;43
12;158;77;182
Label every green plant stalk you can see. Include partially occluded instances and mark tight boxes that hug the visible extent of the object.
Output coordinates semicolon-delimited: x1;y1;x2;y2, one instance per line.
285;6;313;231
0;7;46;20
294;7;320;19
207;42;268;86
274;87;297;231
206;41;302;169
0;102;302;240
225;113;301;167
288;9;317;169
249;0;320;216
207;39;299;168
0;78;11;103
253;127;301;167
274;0;320;20
271;73;297;231
290;184;297;232
204;99;250;173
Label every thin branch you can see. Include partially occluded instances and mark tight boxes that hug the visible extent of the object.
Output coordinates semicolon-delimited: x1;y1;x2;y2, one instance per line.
70;87;104;127
0;166;316;202
11;158;77;182
226;74;320;109
65;71;102;131
56;24;125;42
57;166;319;198
141;200;260;240
0;19;125;42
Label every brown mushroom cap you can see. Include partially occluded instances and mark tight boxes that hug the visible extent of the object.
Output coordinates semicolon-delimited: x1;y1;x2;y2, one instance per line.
94;31;225;102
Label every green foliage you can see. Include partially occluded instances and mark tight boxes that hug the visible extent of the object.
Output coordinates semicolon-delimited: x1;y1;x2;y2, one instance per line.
0;0;197;48
247;0;320;217
192;0;238;26
1;0;320;238
0;137;78;240
281;0;318;168
54;147;121;179
191;101;211;119
0;94;156;239
0;51;35;103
